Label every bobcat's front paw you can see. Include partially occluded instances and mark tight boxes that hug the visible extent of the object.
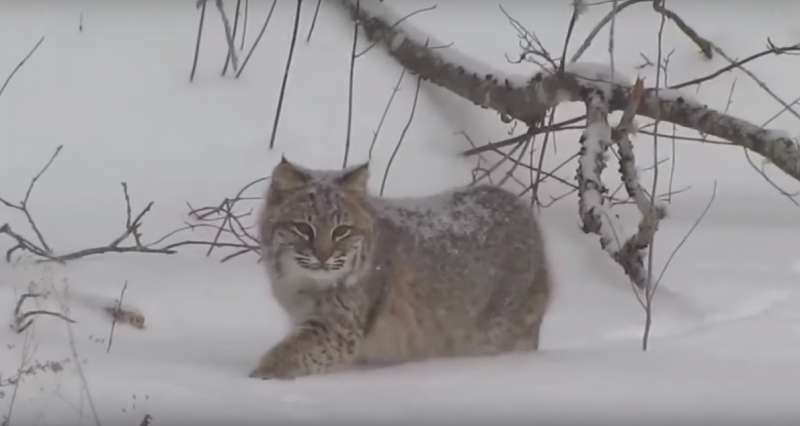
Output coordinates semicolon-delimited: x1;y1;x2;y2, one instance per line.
248;352;302;381
248;365;297;381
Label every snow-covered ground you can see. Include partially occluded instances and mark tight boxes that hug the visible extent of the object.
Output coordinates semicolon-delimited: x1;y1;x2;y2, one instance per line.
2;1;800;424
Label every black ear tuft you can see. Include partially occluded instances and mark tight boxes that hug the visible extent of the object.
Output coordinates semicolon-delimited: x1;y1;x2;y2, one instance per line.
337;162;369;193
271;157;309;191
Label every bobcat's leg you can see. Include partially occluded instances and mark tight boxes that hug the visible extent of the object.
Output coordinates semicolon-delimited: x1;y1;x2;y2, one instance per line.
522;318;543;351
512;297;548;352
513;276;550;352
473;278;549;355
249;319;362;380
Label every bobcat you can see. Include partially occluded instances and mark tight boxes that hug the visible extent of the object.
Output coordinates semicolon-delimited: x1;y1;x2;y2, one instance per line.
250;157;552;380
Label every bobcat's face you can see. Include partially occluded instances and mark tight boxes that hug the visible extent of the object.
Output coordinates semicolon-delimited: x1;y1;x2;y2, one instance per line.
261;159;374;286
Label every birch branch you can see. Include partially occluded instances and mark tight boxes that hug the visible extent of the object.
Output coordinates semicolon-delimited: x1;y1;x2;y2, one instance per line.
577;88;618;254
611;78;666;290
337;0;800;183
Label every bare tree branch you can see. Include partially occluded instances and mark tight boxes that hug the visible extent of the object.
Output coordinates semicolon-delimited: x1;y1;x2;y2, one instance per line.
0;145;64;257
460;115;586;157
337;0;564;125
235;0;278;78
0;147;262;264
576;88;617;253
12;292;76;334
651;0;713;59
381;72;423;195
0;36;45;101
268;0;302;150
190;0;208;82
337;0;800;183
106;280;129;353
669;41;800;90
612;78;666;290
215;0;240;74
221;0;243;76
333;0;800;292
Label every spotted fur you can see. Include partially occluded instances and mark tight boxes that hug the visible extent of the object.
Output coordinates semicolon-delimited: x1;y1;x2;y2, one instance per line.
250;157;553;380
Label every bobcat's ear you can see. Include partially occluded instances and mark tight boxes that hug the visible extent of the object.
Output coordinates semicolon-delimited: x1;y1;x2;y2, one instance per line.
271;157;309;191
337;162;369;193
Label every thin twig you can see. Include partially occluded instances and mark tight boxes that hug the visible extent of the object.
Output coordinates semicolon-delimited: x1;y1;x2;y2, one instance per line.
221;0;243;76
240;0;249;49
669;42;800;90
558;0;581;74
215;0;240;74
343;0;360;168
0;36;45;101
652;181;718;292
236;0;278;79
642;2;669;351
497;136;533;188
13;292;76;334
106;281;129;353
0;149;265;264
710;40;800;123
0;144;63;255
268;0;303;150
380;73;423;196
500;5;558;71
47;279;102;426
570;0;647;62
306;0;323;43
460;116;586;156
471;138;528;186
529;118;555;207
652;0;713;59
608;0;618;77
190;0;208;82
355;5;437;59
369;68;407;160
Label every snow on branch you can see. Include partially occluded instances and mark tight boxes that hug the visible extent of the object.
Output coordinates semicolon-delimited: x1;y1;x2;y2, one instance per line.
623;90;800;182
340;0;800;184
577;88;619;253
572;76;662;289
335;0;574;125
611;78;666;290
335;1;800;289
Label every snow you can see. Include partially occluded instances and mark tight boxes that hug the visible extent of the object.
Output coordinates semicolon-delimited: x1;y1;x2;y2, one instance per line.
657;87;701;106
578;117;621;254
358;0;534;89
762;127;794;142
564;61;632;98
371;186;496;240
3;1;800;425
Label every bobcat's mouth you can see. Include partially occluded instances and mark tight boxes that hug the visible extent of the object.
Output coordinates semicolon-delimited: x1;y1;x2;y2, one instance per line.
294;255;348;272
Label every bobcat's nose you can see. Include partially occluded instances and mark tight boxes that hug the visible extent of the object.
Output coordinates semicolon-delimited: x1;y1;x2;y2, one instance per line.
312;241;333;265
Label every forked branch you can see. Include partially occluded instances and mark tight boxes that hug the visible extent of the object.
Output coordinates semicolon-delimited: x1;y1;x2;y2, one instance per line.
337;0;800;289
337;0;800;182
0;147;262;264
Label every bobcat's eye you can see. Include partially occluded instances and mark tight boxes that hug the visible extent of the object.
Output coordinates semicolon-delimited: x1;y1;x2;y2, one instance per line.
331;225;352;241
292;221;315;240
